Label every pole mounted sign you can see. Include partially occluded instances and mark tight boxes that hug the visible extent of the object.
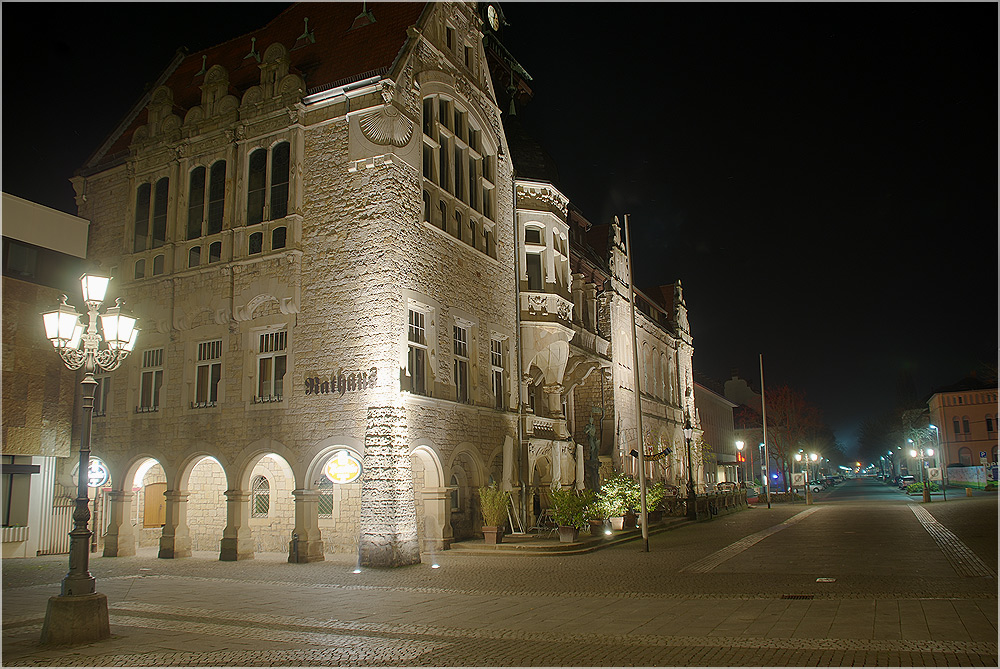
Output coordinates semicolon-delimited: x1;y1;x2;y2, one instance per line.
87;458;110;488
928;467;942;481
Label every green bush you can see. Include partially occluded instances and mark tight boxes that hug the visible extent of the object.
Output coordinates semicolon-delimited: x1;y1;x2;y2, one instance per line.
597;473;640;516
644;481;669;513
478;484;511;527
906;482;939;493
549;488;593;530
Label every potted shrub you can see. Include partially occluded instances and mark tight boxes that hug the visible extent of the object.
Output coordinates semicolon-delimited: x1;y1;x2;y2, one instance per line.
598;473;639;530
549;488;592;542
478;483;511;545
642;481;668;524
588;495;612;536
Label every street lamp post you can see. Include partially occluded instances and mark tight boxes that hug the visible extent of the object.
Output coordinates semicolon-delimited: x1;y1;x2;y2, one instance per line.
40;273;138;645
909;440;933;503
929;424;946;501
684;417;696;520
736;440;745;487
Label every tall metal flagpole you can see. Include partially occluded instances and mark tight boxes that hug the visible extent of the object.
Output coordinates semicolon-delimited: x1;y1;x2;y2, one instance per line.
759;353;772;509
623;214;649;551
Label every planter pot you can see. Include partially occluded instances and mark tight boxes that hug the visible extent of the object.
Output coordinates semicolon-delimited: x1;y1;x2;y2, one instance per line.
646;510;663;523
609;516;625;531
623;512;638;530
558;526;580;543
589;519;608;537
482;526;503;545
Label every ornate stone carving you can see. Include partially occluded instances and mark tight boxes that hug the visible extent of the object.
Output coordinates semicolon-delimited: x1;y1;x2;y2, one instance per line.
527;294;547;315
359;106;414;147
557;300;572;321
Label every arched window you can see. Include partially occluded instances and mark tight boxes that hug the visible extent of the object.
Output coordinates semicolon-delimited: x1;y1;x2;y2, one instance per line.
251;475;270;517
469;218;477;250
450;473;461;511
151;178;168;249
208;241;222;264
247;149;267;225
270;142;290;220
207;160;226;234
249;232;263;255
134;259;146;279
317;478;334;519
152;254;165;276
271;226;287;250
454;210;462;240
188;166;206;240
438;201;447;231
188;246;201;267
952;417;961;436
986;415;995;433
958;447;972;466
133;183;151;253
962;416;971;433
422;190;430;222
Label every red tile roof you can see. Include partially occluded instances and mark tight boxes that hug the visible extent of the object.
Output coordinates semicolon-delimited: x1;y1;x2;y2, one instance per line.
92;2;427;167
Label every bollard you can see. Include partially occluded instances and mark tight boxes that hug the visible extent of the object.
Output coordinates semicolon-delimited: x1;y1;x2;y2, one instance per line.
966;487;973;497
290;532;299;563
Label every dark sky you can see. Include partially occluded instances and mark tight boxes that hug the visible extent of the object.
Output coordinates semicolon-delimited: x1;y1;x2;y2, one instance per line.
3;2;996;456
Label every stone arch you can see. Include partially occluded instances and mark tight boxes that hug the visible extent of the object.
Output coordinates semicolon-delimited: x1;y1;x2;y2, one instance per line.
445;443;487;541
303;436;366;488
101;452;168;558
409;440;451;551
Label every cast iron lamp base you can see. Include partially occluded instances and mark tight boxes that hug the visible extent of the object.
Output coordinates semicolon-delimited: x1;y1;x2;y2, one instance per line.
40;593;110;645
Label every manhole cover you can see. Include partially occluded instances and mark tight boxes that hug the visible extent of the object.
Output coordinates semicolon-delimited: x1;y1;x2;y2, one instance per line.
781;594;814;600
815;577;836;583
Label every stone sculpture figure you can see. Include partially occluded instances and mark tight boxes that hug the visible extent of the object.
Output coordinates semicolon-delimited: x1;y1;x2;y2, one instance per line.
584;416;601;491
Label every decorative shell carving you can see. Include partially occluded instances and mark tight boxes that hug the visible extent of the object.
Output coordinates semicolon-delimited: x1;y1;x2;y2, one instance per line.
184;106;205;126
161;114;182;133
217;95;239;114
359;105;414;147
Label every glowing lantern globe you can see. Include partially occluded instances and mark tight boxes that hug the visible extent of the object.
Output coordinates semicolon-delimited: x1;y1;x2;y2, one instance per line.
324;450;362;484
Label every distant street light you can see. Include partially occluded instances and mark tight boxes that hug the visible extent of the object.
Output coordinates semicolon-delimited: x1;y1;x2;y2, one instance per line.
929;424;946;500
736;440;745;486
39;273;138;645
908;438;932;503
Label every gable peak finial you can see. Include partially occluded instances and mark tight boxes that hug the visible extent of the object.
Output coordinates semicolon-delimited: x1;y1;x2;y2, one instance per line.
244;36;261;63
195;54;207;76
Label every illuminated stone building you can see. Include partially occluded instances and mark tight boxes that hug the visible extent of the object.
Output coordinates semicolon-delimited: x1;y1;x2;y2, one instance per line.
68;2;700;566
926;376;998;473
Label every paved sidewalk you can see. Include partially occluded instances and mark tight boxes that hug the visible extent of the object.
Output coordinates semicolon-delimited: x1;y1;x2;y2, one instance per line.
3;490;996;666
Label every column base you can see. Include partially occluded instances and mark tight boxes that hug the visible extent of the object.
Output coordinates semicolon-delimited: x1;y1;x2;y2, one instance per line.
102;535;136;557
219;537;254;561
157;536;192;559
40;593;110;645
288;538;325;563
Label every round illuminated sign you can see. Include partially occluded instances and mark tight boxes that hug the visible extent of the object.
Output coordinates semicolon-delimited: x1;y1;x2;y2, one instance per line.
324;450;362;484
87;458;110;488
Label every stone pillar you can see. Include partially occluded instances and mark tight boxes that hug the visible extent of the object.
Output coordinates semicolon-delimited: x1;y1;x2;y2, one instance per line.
219;490;254;561
158;490;192;559
102;491;136;557
576;444;585;491
543;383;563;418
419;487;454;551
360;406;420;567
288;489;325;563
583;282;598;331
571;273;585;325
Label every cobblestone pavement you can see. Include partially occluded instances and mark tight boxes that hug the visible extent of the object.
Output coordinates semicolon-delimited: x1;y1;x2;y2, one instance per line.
3;480;996;666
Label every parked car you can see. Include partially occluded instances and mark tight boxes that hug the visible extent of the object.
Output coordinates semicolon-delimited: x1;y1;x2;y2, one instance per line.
897;475;915;489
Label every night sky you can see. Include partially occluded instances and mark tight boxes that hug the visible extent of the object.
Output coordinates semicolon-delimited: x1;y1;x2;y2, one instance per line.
3;2;996;457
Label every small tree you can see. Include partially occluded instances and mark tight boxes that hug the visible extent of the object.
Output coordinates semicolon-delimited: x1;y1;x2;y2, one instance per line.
597;473;640;516
549;488;593;530
478;484;510;528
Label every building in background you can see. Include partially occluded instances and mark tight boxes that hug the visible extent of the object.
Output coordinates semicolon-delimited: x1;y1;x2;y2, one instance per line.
1;193;89;558
695;379;739;486
926;375;998;488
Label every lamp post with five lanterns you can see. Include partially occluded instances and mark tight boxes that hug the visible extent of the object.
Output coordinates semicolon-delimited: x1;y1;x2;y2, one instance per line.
39;273;138;644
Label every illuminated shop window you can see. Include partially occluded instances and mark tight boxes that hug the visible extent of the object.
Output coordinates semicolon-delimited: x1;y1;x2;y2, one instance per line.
251;475;270;517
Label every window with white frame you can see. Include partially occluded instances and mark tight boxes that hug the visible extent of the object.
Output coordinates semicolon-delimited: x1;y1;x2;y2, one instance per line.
251;475;270;517
255;331;287;403
138;348;163;412
421;93;495;256
453;324;470;403
193;340;222;408
491;338;506;410
94;375;111;417
407;308;428;396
